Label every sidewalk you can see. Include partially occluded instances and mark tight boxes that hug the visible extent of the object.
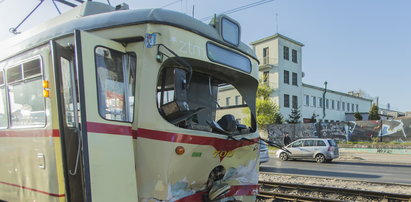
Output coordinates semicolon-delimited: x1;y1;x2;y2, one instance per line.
337;149;411;164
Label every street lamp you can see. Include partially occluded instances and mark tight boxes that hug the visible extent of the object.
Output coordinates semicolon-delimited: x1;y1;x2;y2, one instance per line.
322;81;328;120
323;81;328;120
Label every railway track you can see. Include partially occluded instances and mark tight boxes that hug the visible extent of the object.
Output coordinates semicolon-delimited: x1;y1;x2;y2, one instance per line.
258;180;411;201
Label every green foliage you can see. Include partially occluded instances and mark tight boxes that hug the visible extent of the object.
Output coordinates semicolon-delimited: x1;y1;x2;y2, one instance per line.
368;103;380;120
243;83;282;128
354;112;363;121
287;108;301;124
256;99;282;127
274;113;284;124
257;84;273;100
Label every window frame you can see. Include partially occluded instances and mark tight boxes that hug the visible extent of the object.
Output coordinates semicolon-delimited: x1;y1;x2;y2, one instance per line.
283;46;289;60
284;94;290;108
235;95;240;105
319;97;323;108
0;70;7;129
94;46;137;123
292;72;298;86
317;140;326;146
304;94;309;106
284;70;289;84
6;56;46;129
292;49;298;63
292;95;298;109
326;99;329;109
263;47;269;64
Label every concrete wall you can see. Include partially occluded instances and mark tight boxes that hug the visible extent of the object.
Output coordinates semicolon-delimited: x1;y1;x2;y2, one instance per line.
267;118;411;144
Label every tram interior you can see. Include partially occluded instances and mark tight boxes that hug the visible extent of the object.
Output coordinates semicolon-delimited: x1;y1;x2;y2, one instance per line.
157;65;253;136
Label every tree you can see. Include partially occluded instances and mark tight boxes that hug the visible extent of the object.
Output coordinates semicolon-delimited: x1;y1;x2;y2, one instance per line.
287;108;301;124
243;83;282;129
368;103;380;120
354;112;363;121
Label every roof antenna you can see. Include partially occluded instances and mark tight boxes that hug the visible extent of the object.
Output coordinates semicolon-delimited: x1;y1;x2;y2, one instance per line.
275;12;279;33
192;5;195;17
9;0;45;35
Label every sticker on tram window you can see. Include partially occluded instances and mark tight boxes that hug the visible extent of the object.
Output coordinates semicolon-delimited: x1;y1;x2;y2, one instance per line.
144;33;157;48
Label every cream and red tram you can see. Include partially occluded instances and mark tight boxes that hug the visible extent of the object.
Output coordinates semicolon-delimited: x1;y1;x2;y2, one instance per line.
0;2;260;202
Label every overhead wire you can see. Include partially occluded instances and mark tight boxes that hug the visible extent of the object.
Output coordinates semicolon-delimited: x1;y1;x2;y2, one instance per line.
9;0;45;34
200;0;274;21
161;0;182;8
52;0;62;14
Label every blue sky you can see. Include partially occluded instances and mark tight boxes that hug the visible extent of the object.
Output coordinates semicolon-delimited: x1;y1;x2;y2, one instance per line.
1;0;410;112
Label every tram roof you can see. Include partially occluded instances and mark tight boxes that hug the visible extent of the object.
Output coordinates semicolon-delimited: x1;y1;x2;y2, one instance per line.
0;2;256;61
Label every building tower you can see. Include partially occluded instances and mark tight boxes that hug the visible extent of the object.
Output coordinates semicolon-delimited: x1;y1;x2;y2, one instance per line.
250;34;304;120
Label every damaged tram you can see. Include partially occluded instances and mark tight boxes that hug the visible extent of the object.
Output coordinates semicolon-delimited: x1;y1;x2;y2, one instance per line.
0;2;260;202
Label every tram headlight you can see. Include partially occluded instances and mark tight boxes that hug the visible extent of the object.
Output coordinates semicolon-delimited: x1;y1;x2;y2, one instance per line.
175;146;185;155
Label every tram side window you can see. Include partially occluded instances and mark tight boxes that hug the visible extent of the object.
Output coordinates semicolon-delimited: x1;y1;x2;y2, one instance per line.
0;71;7;128
7;59;45;127
95;47;136;122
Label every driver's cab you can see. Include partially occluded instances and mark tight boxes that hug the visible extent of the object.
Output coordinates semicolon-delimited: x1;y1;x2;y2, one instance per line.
156;59;255;136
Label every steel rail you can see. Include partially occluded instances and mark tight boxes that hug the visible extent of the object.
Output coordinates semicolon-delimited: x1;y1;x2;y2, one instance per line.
258;190;344;202
260;172;411;187
259;180;411;201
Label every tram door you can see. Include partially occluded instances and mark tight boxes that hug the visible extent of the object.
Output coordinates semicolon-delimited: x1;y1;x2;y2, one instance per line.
51;41;85;202
73;30;138;202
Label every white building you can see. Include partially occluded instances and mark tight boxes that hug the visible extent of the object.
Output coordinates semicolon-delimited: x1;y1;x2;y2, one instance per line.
220;34;373;123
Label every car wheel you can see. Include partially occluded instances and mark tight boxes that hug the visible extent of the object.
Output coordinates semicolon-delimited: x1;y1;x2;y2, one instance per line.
279;152;289;161
315;154;326;163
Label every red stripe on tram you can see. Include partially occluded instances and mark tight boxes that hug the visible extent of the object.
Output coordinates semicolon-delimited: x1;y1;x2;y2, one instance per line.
86;122;133;136
135;128;257;151
0;181;65;197
0;129;60;137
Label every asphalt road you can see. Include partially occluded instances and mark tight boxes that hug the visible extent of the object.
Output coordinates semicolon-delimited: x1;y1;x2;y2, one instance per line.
260;158;411;184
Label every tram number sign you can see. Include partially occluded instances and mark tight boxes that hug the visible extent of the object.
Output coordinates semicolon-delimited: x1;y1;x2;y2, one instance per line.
213;150;234;159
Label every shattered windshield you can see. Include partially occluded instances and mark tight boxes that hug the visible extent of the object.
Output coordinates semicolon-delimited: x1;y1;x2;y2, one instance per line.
156;60;256;135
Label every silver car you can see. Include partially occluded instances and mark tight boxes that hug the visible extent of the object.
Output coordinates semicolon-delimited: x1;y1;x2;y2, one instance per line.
276;138;339;163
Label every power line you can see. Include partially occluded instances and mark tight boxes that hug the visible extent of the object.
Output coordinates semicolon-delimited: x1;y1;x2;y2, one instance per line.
200;0;274;21
9;0;45;34
161;0;181;8
52;0;62;14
